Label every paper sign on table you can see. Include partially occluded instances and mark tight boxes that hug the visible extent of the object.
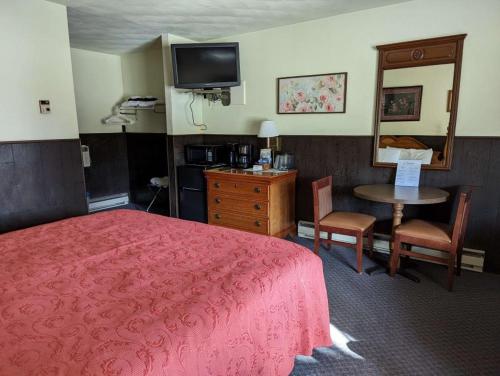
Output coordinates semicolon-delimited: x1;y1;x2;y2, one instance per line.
395;160;422;187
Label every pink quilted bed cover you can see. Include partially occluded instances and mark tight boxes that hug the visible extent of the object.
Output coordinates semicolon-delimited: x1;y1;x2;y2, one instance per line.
0;210;331;375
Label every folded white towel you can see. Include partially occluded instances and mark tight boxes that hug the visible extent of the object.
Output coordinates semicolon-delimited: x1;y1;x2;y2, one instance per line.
150;176;169;188
121;96;159;109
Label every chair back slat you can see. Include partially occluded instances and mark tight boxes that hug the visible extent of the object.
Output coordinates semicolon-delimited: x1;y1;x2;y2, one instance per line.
318;185;333;219
312;176;333;223
451;190;472;247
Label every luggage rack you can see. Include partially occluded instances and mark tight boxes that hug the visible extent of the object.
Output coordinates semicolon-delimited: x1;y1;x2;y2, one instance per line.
119;102;166;115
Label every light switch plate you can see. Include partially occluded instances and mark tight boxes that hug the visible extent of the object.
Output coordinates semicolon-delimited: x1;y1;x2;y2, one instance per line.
39;100;51;114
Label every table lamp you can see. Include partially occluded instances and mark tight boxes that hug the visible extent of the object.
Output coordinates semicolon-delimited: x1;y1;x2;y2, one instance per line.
258;120;281;151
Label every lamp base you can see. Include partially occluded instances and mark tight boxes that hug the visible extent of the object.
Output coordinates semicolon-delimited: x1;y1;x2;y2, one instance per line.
266;136;281;152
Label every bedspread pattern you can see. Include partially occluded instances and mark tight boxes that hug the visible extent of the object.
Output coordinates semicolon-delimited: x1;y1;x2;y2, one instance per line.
0;210;331;375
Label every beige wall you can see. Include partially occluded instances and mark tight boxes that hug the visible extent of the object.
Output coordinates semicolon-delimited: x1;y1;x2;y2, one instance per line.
121;40;167;133
72;42;167;134
161;34;204;135
188;0;500;136
0;0;78;141
380;64;454;136
71;48;124;134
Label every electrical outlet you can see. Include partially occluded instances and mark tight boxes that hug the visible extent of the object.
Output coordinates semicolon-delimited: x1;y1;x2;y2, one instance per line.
39;100;51;114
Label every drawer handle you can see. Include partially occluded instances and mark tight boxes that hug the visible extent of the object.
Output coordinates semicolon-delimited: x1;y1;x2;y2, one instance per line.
215;197;221;204
214;213;221;219
254;187;261;193
255;220;261;227
254;204;261;210
214;182;221;188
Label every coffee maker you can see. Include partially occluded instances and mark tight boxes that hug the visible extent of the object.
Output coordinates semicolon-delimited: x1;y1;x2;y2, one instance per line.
237;144;253;169
226;143;239;168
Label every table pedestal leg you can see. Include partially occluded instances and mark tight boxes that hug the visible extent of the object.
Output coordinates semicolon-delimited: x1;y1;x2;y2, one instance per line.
392;203;404;229
367;204;404;275
389;203;404;250
364;205;404;275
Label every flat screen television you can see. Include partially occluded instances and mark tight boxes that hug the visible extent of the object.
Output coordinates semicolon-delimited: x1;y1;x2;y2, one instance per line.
171;43;240;89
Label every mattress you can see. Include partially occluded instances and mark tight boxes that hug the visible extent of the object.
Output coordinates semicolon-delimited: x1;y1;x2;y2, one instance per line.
0;210;331;375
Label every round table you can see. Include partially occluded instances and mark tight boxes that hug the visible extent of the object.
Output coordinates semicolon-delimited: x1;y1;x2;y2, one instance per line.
354;184;449;229
353;184;450;280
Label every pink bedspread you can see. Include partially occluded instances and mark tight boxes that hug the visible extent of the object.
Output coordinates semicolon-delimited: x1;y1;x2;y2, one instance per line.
0;210;331;375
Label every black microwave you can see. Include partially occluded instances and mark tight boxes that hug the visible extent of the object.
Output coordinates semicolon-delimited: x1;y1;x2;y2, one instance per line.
185;144;225;165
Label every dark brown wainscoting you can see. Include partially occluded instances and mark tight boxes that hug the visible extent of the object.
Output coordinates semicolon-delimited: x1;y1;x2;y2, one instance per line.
80;133;169;214
80;133;130;199
170;134;500;273
126;133;169;210
0;139;87;233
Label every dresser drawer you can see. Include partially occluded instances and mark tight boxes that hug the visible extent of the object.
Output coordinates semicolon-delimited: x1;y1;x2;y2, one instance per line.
208;179;269;199
207;194;269;218
204;169;297;238
208;211;269;235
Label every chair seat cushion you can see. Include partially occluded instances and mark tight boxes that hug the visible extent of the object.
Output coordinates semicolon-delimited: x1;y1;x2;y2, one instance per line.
320;211;376;232
396;219;451;244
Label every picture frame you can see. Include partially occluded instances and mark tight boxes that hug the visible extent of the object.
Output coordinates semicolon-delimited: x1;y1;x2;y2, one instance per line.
259;148;272;163
277;72;347;114
380;85;423;122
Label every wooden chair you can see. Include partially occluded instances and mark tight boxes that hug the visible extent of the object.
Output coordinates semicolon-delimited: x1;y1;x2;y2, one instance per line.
312;176;376;273
389;190;472;291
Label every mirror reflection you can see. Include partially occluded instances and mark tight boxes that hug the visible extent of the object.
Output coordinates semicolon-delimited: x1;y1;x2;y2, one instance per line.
376;63;454;167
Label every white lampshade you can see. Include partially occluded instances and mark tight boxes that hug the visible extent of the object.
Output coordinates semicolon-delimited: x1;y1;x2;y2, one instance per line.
258;120;279;138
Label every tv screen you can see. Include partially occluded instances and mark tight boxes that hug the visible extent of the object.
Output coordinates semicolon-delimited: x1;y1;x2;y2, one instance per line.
171;43;240;89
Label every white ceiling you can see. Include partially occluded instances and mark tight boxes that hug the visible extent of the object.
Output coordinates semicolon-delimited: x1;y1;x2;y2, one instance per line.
59;0;410;54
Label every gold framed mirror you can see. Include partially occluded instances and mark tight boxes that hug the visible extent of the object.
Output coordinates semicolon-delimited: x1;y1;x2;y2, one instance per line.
373;34;466;170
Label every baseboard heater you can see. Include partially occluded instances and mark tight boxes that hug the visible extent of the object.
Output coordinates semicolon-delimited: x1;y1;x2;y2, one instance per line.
298;220;485;273
88;193;129;213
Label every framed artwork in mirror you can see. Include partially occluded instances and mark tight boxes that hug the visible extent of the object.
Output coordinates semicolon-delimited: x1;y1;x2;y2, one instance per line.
381;86;422;122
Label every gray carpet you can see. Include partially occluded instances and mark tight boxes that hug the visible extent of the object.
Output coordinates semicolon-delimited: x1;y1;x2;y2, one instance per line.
290;238;500;376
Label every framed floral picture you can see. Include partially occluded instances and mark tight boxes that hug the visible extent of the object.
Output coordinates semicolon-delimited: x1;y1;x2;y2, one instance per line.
277;72;347;114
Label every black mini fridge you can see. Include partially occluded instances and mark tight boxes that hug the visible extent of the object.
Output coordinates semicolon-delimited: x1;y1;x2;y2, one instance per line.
177;165;212;223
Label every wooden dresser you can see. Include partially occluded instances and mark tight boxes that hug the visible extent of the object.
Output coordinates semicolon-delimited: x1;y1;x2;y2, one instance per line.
204;168;297;238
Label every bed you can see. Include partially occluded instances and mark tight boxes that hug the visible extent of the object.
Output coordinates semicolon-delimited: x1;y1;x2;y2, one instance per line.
0;210;331;375
379;135;445;165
